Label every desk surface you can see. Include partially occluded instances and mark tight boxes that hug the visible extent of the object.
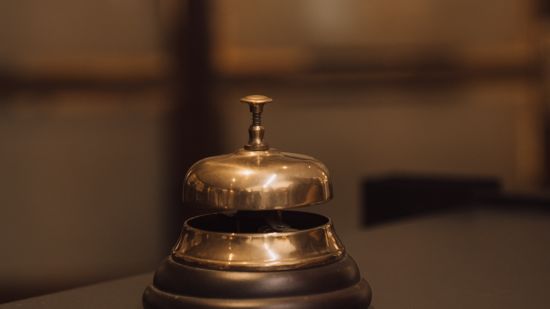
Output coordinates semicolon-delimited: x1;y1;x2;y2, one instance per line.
2;208;550;309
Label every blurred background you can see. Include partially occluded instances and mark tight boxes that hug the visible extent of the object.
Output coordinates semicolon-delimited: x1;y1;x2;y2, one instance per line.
1;0;550;303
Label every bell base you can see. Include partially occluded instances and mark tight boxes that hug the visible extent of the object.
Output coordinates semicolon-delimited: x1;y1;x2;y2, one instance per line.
143;255;372;309
144;280;371;309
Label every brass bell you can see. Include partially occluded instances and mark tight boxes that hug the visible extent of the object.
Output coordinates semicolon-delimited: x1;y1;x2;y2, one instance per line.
143;95;372;309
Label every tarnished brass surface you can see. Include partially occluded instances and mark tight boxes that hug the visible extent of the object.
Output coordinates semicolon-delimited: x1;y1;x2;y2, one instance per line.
184;148;332;210
242;94;271;151
172;211;345;270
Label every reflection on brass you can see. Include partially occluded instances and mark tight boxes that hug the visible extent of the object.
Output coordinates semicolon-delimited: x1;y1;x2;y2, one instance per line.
184;95;332;210
172;211;345;271
184;149;332;210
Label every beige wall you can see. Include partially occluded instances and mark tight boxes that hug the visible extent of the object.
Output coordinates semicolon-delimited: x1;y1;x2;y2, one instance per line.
0;91;171;299
0;0;169;301
212;0;536;75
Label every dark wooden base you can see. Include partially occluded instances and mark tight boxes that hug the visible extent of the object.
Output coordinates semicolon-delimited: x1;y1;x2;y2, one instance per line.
143;255;372;309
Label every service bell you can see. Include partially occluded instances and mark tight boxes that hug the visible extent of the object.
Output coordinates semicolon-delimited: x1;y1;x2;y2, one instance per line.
143;95;372;309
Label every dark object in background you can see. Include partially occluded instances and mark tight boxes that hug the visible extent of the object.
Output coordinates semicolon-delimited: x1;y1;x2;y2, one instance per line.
362;175;501;226
537;0;550;18
481;191;550;209
165;0;220;247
